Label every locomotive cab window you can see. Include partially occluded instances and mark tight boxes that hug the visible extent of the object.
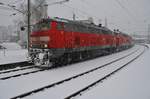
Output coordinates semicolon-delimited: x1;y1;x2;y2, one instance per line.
57;22;64;30
33;21;50;32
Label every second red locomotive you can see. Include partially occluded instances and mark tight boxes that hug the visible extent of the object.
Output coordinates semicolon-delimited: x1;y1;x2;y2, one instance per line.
29;17;133;67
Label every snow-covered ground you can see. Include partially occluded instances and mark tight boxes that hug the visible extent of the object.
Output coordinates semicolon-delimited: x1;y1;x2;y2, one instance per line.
0;45;149;99
24;46;145;99
79;46;150;99
0;49;28;65
0;43;28;65
0;43;22;50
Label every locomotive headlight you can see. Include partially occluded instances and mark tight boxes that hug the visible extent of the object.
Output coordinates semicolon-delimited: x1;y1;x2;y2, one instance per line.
44;44;48;48
30;44;32;47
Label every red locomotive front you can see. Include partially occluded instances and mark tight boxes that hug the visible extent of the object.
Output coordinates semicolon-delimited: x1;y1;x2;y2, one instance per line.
29;18;70;66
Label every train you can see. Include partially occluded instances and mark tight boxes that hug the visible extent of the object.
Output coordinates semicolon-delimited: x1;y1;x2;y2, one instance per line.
29;17;134;67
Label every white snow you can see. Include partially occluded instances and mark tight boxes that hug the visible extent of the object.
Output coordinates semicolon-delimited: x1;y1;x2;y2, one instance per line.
0;45;139;99
0;67;39;79
24;46;145;99
0;42;22;50
79;45;150;99
0;45;149;99
0;49;28;65
0;42;28;65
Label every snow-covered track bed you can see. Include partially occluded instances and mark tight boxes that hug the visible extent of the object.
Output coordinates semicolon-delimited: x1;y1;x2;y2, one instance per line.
0;61;32;71
0;67;51;80
0;65;44;80
9;46;146;99
0;45;143;99
0;65;37;75
65;47;146;99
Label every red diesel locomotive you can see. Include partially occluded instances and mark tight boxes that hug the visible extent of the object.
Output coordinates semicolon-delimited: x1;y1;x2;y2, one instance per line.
29;17;133;67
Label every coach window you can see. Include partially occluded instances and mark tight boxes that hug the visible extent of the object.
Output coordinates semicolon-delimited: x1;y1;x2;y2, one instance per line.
33;21;50;31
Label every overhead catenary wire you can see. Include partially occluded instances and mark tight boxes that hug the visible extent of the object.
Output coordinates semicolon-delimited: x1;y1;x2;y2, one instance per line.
46;0;69;6
9;0;25;5
114;0;148;34
61;4;87;19
63;4;91;16
34;0;70;9
79;0;106;23
42;0;99;20
60;0;108;25
0;0;26;13
124;0;148;24
79;0;101;16
0;2;25;14
0;6;14;11
34;0;46;9
62;3;100;21
114;0;137;22
80;0;99;10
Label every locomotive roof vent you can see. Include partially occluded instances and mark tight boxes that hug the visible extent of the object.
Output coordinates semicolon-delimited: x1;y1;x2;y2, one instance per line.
98;24;102;27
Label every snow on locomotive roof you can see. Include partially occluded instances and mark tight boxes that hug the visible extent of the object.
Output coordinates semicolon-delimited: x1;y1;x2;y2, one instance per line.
45;17;113;32
49;17;69;23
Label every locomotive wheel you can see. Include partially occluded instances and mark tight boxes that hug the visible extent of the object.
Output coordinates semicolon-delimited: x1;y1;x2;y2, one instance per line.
45;60;53;67
67;53;72;64
72;52;80;63
61;53;73;65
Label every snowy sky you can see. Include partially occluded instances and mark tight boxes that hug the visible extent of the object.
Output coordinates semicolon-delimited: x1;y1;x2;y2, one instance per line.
0;0;150;35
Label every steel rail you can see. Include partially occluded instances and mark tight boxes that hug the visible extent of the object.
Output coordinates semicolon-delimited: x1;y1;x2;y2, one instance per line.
10;48;140;99
65;48;145;99
0;65;36;75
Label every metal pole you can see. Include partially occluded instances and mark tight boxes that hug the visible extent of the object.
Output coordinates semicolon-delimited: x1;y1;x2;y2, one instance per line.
3;48;5;56
105;17;108;27
148;24;150;43
73;13;75;21
27;0;31;55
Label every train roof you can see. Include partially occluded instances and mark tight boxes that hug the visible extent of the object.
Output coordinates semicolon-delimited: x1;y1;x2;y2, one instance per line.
38;17;131;37
41;17;113;32
114;31;131;37
39;17;131;37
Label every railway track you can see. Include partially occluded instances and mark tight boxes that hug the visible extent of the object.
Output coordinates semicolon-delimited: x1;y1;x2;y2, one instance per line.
65;48;145;99
10;47;145;99
0;67;51;80
0;61;33;71
0;65;36;75
0;47;138;81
